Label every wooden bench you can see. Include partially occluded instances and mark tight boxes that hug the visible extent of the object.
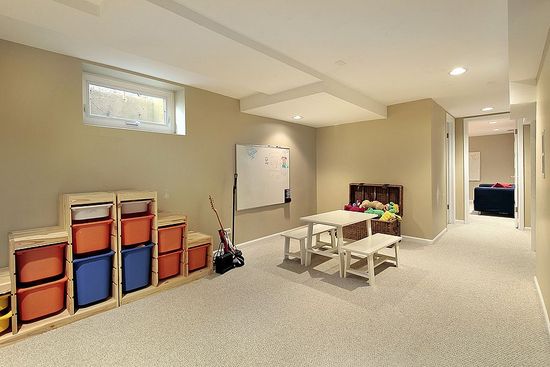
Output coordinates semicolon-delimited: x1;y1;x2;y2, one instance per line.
342;233;401;285
281;225;336;265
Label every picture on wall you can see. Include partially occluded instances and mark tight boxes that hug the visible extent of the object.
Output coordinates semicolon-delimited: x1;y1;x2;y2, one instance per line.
469;151;481;181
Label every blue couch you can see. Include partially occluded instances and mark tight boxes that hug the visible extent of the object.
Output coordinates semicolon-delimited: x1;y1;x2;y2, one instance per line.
473;184;515;216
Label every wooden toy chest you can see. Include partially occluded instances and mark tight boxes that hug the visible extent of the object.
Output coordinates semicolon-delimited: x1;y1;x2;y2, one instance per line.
343;183;403;240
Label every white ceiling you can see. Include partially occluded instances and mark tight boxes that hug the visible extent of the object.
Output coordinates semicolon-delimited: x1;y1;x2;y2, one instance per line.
0;0;515;126
468;114;516;137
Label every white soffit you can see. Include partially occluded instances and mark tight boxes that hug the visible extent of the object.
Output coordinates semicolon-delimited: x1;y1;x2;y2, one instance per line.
468;114;515;137
147;0;387;125
243;92;383;128
174;0;509;119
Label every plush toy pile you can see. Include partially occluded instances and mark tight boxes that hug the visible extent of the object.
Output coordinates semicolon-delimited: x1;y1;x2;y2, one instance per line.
344;200;401;222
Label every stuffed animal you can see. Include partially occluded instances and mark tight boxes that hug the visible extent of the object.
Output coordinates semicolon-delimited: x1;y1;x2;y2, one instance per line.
379;211;402;222
360;200;385;211
384;202;400;214
366;207;384;217
380;211;394;221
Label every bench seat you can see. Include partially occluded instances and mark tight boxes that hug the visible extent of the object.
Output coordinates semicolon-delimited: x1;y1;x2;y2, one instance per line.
281;224;336;264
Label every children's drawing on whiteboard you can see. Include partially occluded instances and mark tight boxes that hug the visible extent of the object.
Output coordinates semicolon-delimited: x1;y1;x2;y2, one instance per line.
281;156;288;169
246;147;258;159
265;153;279;171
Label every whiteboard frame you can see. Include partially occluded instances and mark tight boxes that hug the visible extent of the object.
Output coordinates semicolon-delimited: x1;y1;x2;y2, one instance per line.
235;144;290;211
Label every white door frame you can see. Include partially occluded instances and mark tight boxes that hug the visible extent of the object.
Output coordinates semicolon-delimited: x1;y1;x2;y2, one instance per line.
446;113;456;224
463;118;471;223
515;119;525;230
463;113;524;228
530;121;536;251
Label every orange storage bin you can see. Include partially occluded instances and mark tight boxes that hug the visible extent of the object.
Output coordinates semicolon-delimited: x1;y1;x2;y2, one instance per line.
16;243;66;284
188;245;209;272
158;224;185;254
17;276;67;322
158;250;183;280
121;214;154;246
72;219;113;255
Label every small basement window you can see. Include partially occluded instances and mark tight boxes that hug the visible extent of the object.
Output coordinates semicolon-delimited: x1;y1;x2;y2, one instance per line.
82;71;184;135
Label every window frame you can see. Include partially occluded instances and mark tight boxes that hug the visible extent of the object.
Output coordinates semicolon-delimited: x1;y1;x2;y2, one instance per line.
82;72;176;134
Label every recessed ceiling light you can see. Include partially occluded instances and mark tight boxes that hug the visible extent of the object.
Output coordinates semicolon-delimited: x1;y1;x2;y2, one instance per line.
482;107;494;112
489;121;497;124
449;67;467;76
292;115;303;120
494;128;500;131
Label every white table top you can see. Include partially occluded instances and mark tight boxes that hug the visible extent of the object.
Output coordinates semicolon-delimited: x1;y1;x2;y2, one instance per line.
300;210;377;227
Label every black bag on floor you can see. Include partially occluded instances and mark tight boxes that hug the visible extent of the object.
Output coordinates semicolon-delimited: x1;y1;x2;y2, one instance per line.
215;251;235;274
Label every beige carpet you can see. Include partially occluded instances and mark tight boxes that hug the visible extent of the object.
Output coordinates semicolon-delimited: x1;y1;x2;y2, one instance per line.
3;215;549;366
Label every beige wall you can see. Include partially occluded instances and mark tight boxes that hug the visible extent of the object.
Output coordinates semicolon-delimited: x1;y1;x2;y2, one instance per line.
316;99;447;239
455;118;465;220
536;33;550;319
0;40;317;267
468;134;515;197
524;125;531;227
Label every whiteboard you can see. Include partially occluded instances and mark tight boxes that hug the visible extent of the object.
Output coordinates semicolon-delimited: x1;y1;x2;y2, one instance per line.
469;152;481;181
236;144;290;210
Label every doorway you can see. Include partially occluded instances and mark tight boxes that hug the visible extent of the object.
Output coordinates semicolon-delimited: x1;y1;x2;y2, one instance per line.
462;113;526;228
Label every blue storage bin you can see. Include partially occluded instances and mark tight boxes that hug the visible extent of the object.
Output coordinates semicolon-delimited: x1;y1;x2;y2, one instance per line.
121;243;153;293
73;250;114;307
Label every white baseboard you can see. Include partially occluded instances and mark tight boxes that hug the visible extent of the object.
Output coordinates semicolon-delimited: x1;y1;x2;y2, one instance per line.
236;229;289;247
402;228;448;245
455;219;465;224
534;276;550;338
401;235;432;244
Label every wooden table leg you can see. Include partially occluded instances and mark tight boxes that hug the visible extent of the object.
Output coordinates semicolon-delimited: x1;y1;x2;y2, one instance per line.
394;241;400;267
305;223;314;266
284;237;290;260
299;239;306;265
344;250;351;278
367;219;372;236
337;226;344;277
368;253;375;285
330;229;336;249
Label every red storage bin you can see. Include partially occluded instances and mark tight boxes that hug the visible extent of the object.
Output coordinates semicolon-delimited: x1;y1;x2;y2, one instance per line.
17;276;67;322
158;224;185;254
121;214;154;246
188;245;208;272
72;219;113;255
158;250;183;280
16;243;66;283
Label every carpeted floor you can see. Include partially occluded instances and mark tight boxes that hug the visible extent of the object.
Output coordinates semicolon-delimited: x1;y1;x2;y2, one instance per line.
3;215;549;366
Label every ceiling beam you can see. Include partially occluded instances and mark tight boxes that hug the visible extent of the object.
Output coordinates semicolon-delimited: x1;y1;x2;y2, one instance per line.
147;0;387;119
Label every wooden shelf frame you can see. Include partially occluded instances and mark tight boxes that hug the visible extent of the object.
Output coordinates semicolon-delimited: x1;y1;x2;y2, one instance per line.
186;231;214;275
156;212;187;279
60;192;119;314
116;191;158;303
8;226;70;336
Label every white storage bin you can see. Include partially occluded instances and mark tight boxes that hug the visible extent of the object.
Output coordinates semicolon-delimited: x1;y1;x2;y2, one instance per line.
121;200;151;215
71;203;112;221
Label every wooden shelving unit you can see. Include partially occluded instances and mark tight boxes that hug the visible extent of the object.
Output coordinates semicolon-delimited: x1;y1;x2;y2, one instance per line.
1;190;214;347
116;190;158;305
0;267;12;342
6;226;69;340
156;212;187;282
186;231;214;275
59;192;119;314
